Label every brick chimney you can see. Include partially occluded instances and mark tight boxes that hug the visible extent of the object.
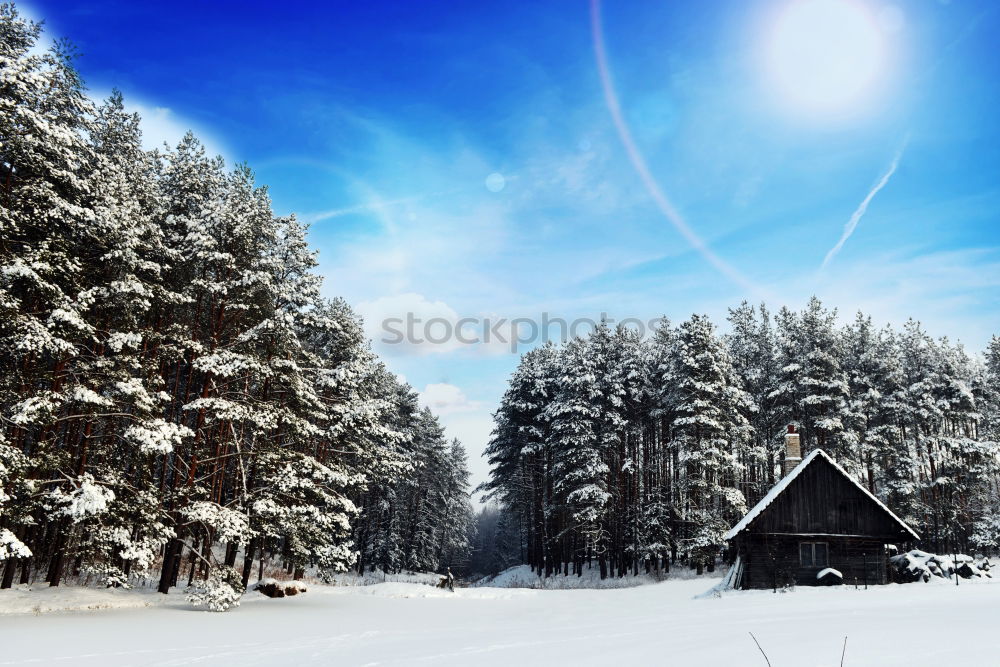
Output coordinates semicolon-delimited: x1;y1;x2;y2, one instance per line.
783;424;801;477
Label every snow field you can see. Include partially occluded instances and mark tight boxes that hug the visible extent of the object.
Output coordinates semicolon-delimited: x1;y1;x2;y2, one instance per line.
3;575;999;665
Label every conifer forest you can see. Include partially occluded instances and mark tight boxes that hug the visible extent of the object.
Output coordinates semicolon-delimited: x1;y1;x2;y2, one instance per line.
478;304;1000;579
0;6;472;609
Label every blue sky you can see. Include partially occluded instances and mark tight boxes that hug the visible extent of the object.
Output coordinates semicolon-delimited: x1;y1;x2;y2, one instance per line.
27;0;1000;487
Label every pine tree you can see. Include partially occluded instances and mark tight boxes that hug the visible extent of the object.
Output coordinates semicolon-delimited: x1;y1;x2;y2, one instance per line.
664;314;750;573
547;336;607;574
727;302;781;499
772;297;850;460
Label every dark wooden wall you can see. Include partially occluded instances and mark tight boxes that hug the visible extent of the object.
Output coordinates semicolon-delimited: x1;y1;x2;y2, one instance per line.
740;535;887;589
749;457;908;539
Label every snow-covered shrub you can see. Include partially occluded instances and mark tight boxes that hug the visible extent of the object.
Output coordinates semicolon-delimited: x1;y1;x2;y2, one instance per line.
187;566;245;612
254;578;310;598
890;550;992;583
285;580;308;596
81;563;131;589
254;578;285;598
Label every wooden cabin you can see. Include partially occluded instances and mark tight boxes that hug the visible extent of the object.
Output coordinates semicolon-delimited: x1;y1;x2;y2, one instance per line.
725;425;919;590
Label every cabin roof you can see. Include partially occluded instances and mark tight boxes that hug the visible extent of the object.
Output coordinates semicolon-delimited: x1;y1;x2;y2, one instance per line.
724;449;920;541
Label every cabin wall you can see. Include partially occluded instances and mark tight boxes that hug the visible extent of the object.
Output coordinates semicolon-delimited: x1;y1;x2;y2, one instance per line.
752;460;904;538
739;535;888;589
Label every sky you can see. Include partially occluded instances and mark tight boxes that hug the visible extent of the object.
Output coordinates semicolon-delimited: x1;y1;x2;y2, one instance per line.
24;0;1000;491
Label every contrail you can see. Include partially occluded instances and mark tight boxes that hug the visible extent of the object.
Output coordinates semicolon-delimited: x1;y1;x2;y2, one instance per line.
300;195;426;224
822;136;909;269
589;0;758;294
301;186;466;225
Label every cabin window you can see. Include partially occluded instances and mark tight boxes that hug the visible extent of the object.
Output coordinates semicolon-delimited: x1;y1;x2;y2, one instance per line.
799;542;829;567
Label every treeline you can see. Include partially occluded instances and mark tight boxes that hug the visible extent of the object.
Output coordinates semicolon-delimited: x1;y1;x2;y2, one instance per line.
0;6;471;610
480;299;1000;579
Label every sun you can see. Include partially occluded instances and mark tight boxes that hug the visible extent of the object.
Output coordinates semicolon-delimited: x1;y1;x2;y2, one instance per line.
764;0;886;116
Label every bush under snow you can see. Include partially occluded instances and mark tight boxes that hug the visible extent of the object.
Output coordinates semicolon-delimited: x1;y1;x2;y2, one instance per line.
186;566;245;612
890;550;992;583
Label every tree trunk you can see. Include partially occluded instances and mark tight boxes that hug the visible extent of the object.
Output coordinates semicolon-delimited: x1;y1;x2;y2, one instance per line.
187;542;199;586
47;521;70;587
1;558;16;589
241;538;258;588
158;538;183;593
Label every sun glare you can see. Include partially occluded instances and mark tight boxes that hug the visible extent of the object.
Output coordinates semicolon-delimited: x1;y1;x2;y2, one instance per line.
764;0;886;117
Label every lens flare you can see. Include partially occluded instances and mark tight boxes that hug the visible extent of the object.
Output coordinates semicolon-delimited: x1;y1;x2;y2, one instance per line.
765;0;885;116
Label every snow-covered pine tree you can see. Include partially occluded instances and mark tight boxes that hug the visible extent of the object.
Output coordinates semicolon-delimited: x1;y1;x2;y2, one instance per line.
970;336;1000;550
726;302;781;500
354;377;421;575
663;314;750;573
599;324;648;577
480;342;559;574
771;297;851;462
929;336;989;553
842;312;897;489
547;335;607;575
433;439;474;571
348;367;414;575
978;336;1000;443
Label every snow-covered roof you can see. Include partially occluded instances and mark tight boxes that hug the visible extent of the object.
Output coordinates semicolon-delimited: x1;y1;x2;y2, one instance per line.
724;449;920;541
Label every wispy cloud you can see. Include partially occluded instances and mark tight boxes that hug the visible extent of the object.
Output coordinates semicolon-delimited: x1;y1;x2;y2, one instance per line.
822;135;909;269
794;246;1000;350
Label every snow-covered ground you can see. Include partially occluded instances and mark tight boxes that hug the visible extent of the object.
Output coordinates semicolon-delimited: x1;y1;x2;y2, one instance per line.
0;584;168;616
2;576;998;665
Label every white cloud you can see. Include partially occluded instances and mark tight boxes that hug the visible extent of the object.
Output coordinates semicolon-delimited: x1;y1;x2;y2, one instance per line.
129;101;229;160
89;90;230;161
356;292;520;357
417;382;484;416
357;292;463;356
